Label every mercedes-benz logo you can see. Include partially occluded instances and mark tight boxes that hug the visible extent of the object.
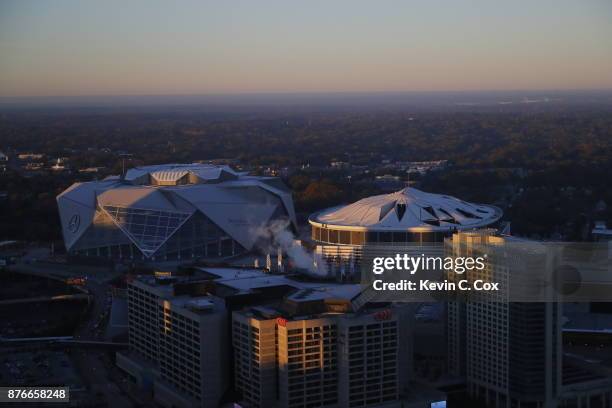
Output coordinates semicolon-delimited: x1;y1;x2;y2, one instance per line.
68;214;81;233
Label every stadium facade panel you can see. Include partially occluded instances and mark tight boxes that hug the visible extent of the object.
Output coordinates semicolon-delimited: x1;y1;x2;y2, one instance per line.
57;163;296;261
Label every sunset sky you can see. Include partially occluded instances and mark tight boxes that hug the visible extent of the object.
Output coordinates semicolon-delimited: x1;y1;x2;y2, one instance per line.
1;0;611;97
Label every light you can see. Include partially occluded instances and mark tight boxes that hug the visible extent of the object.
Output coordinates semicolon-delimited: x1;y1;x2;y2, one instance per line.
374;309;392;321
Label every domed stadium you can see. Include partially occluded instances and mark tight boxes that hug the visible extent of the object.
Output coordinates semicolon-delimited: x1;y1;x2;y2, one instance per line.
310;187;502;245
309;187;502;279
57;163;296;262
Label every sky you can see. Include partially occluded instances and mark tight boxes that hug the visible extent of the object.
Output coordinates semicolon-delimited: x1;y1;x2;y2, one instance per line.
1;0;611;98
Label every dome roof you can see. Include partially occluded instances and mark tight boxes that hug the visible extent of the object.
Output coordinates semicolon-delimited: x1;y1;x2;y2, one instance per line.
124;163;241;185
57;163;298;256
309;187;501;231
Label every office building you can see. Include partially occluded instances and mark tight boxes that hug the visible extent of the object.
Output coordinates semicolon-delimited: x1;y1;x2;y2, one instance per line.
233;292;413;408
446;230;612;408
118;267;414;408
119;275;228;408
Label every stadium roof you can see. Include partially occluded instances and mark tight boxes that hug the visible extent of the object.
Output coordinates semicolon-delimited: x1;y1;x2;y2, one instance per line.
124;163;242;184
57;164;296;257
310;187;501;232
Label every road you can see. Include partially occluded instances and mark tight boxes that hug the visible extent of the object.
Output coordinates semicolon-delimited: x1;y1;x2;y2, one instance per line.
0;293;90;306
7;259;136;407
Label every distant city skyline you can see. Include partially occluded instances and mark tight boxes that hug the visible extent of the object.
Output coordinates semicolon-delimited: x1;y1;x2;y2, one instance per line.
1;0;611;98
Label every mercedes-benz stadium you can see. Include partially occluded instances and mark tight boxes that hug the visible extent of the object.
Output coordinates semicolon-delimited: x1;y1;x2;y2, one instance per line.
309;187;502;279
57;163;296;262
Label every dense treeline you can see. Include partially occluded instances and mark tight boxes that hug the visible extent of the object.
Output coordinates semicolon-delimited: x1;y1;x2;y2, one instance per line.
2;110;612;169
1;107;611;241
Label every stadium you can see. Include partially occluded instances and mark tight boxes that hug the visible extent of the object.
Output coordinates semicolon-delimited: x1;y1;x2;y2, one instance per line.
57;163;296;262
309;187;502;279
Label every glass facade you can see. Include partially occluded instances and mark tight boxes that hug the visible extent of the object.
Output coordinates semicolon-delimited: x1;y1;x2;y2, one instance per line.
71;208;245;261
103;205;192;255
156;211;242;260
311;226;451;245
71;210;132;251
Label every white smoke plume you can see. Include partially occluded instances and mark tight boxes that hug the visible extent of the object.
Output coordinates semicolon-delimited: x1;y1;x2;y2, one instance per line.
251;219;327;277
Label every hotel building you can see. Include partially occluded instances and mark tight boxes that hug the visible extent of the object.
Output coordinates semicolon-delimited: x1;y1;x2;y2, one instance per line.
233;285;413;408
118;267;415;408
119;275;228;408
446;230;612;408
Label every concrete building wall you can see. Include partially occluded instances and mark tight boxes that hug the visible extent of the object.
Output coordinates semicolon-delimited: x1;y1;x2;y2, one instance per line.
125;278;228;408
233;313;278;408
127;279;162;362
337;310;411;408
233;306;413;408
445;231;562;408
277;317;338;408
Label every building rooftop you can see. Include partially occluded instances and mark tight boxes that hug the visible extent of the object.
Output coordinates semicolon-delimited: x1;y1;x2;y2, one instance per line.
124;163;243;185
592;221;612;237
56;163;297;256
286;285;362;302
310;187;502;232
197;267;361;299
169;296;222;315
133;267;364;318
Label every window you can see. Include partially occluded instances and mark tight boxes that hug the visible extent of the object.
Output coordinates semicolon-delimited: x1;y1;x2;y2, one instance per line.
455;208;482;219
103;205;191;255
339;230;351;244
395;203;406;220
351;231;365;245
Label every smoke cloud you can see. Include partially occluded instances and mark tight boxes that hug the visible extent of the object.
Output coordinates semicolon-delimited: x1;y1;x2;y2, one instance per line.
251;219;326;277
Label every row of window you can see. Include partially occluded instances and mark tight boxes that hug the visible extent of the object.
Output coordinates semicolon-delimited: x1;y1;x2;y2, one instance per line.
312;226;452;244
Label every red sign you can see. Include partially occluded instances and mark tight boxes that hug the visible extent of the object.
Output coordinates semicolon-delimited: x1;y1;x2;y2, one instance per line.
374;309;392;321
276;317;287;327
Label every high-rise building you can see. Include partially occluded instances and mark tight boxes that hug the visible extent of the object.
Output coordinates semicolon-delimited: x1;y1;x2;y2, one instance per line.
57;163;296;262
445;230;612;408
233;286;413;408
446;230;562;407
233;310;279;408
119;275;228;408
118;267;415;408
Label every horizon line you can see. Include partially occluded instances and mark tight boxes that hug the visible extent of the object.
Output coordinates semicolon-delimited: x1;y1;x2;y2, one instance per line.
2;87;612;101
